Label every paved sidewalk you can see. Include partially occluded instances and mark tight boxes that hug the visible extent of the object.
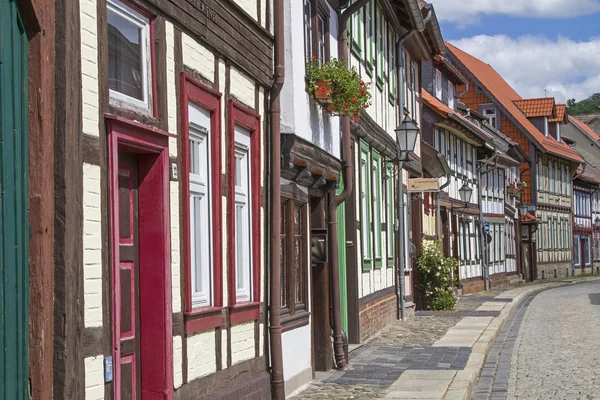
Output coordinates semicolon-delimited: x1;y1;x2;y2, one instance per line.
289;282;583;400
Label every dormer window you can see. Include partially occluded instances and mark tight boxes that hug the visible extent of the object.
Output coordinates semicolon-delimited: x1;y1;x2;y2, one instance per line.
107;0;153;113
435;69;442;100
544;117;549;137
483;107;497;129
448;81;455;110
556;122;561;141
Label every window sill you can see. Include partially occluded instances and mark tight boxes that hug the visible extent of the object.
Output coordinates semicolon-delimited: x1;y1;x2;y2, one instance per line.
229;302;261;325
281;310;310;332
184;306;223;335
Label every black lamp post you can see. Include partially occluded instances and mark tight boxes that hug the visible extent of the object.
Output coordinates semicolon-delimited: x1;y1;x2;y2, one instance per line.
394;110;419;320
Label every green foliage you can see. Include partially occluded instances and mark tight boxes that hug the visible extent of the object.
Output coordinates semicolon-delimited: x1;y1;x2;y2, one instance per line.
417;241;458;311
306;57;372;121
567;93;600;115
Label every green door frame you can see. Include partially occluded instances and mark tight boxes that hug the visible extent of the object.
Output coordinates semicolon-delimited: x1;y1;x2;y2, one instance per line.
1;0;30;398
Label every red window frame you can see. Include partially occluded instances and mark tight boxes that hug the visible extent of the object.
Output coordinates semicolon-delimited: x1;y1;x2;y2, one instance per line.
107;0;158;118
180;73;223;334
227;100;262;324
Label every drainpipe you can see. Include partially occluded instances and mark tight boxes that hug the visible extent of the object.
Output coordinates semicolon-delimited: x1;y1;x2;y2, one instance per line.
393;4;433;320
269;0;285;397
477;154;497;291
328;0;370;370
437;179;451;242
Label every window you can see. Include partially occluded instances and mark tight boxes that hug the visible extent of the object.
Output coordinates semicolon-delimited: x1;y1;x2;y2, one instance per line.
584;237;591;266
387;24;395;103
107;0;153;112
189;103;213;308
349;0;362;55
435;69;442;100
365;1;374;74
360;142;372;268
544;117;549;136
401;50;409;113
376;5;384;88
574;236;581;266
234;125;253;302
448;81;455;110
372;151;382;266
303;0;312;63
304;0;330;65
280;199;309;324
483;107;497;129
228;101;261;323
181;76;222;333
410;61;417;119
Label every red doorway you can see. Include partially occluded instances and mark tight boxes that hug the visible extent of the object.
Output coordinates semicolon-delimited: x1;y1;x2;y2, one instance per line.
107;116;173;400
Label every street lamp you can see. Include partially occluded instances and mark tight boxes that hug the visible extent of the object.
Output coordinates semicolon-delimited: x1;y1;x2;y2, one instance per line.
395;110;420;159
394;110;419;321
520;204;528;217
595;216;600;228
458;183;473;205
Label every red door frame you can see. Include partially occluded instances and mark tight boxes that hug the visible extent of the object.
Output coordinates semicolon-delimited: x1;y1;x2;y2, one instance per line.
107;115;173;400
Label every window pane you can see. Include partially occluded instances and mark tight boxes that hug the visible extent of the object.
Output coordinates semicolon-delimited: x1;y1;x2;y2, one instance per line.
304;0;312;62
280;205;286;308
294;205;304;305
107;1;148;101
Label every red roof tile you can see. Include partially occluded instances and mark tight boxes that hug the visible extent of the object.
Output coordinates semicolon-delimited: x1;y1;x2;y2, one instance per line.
422;90;493;141
513;98;555;118
570;116;600;142
446;42;583;164
549;104;567;123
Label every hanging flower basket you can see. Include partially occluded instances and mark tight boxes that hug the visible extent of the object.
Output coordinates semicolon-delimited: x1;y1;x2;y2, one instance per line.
507;182;522;197
306;56;372;121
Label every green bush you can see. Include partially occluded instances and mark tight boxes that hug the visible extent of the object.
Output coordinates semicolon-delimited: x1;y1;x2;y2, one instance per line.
417;241;458;311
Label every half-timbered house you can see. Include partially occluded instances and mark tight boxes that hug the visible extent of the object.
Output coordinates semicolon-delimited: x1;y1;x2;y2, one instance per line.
447;43;583;281
572;163;600;275
75;0;274;398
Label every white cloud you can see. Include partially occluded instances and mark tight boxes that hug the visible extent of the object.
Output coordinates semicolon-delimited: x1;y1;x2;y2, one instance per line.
435;0;600;26
449;35;600;103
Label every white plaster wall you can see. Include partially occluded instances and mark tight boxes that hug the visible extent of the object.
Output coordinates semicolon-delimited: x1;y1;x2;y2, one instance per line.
173;336;183;389
182;33;215;84
166;21;178;157
80;0;99;137
187;330;217;380
230;322;255;365
230;67;255;107
83;163;103;327
280;0;341;159
233;0;258;21
170;181;182;313
282;324;312;381
84;355;104;400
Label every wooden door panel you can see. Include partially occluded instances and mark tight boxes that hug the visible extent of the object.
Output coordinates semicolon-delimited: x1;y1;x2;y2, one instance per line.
116;153;141;400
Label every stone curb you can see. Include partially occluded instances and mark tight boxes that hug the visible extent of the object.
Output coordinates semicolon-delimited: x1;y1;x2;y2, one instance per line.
440;279;600;400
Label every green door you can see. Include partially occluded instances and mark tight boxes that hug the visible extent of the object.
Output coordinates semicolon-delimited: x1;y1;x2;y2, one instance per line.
337;178;348;334
0;0;30;398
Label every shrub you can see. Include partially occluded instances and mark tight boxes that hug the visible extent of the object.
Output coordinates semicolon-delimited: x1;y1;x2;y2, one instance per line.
417;241;458;311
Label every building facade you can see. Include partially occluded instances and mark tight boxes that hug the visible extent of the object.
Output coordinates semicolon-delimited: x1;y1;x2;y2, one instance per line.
75;0;274;398
447;42;583;281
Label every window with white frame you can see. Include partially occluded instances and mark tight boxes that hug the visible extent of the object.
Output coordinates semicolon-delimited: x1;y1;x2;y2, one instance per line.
448;81;455;110
234;125;253;303
483;107;497;129
574;236;581;266
410;61;417;119
435;69;442;100
543;117;549;136
188;103;213;308
360;148;371;262
107;0;153;112
556;122;561;141
372;152;382;262
303;0;312;63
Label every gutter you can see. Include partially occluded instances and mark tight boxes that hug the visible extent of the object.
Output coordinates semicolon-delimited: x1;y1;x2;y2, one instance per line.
328;0;370;370
269;0;285;397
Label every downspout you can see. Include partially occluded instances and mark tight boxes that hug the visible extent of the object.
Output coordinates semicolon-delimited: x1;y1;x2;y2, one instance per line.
394;4;433;320
328;0;369;370
477;153;498;291
269;0;285;397
438;179;451;242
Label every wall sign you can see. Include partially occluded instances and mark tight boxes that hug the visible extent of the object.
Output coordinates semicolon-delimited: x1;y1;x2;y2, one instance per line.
408;178;440;193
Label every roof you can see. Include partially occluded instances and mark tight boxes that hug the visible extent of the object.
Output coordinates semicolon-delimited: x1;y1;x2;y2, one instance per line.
570;116;600;142
446;42;584;164
520;212;540;223
433;55;467;86
513;98;555;118
574;113;600;125
578;162;600;185
549;104;568;123
422;90;494;143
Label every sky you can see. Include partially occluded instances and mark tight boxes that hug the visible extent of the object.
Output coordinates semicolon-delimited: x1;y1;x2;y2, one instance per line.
437;0;600;104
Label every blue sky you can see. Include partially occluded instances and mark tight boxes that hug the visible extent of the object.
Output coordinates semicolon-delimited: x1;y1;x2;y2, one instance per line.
435;0;600;103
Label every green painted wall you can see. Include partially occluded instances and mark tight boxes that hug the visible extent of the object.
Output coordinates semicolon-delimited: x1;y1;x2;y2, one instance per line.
1;1;30;398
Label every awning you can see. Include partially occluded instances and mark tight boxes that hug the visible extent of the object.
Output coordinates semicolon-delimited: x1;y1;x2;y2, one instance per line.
421;141;451;178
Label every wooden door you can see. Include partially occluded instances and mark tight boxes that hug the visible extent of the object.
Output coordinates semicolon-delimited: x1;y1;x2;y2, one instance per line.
115;152;141;399
0;1;29;398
